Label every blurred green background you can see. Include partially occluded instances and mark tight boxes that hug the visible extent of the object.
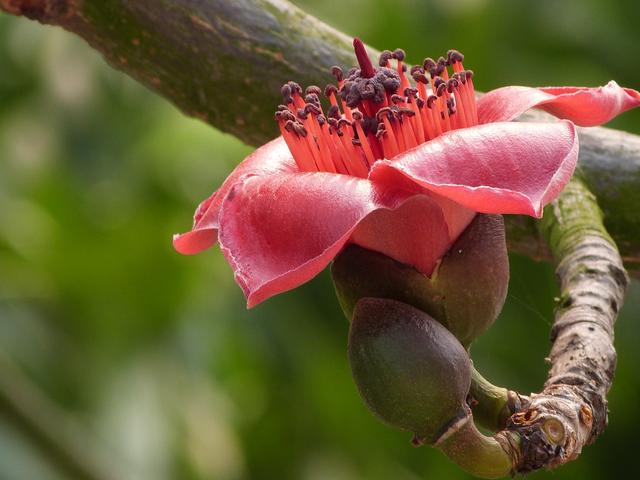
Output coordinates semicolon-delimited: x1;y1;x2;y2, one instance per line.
1;0;639;479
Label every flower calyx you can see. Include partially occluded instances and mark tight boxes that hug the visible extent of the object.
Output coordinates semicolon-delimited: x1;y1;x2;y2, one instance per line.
332;214;509;347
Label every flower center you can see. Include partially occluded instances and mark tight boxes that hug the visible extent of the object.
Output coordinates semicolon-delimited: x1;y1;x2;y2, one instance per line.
275;38;478;177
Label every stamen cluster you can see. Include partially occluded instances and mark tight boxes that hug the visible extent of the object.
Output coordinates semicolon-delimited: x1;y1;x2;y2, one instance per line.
275;38;478;177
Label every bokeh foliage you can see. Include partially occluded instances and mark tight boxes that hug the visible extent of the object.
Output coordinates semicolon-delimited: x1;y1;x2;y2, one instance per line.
1;0;639;479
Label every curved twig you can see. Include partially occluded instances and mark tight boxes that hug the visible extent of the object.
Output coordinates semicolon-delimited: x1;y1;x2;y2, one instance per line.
498;178;627;472
459;178;625;474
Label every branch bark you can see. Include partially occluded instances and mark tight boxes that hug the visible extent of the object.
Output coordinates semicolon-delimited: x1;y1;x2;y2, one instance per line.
454;178;625;476
499;177;627;472
2;0;640;273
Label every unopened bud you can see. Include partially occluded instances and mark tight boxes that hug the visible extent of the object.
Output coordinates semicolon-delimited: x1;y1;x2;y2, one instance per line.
349;298;471;443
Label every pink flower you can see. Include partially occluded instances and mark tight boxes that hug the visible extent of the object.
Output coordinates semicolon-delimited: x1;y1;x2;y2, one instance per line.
174;39;640;307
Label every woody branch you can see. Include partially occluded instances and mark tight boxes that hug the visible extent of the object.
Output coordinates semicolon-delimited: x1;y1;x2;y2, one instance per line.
499;178;626;473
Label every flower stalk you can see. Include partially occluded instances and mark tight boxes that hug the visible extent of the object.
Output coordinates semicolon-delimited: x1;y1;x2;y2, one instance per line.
435;415;515;479
468;366;517;432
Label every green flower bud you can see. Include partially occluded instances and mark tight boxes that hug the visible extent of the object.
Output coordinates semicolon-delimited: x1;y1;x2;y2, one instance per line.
332;214;509;346
348;297;472;444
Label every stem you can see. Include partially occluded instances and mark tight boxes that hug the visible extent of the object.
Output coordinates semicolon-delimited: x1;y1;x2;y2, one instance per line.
469;366;514;432
2;1;640;271
436;416;515;479
0;354;117;480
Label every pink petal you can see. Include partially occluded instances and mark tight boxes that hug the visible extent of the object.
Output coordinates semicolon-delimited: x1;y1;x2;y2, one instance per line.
173;137;297;255
478;81;640;126
350;195;457;276
370;121;578;218
217;172;451;307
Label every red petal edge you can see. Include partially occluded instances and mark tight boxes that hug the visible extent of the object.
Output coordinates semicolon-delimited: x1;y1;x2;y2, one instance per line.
173;137;297;255
477;81;640;126
217;172;457;307
370;120;579;218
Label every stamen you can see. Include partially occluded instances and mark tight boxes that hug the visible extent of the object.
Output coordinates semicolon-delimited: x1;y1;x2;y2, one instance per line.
398;108;418;149
423;58;437;77
447;97;459;130
393;48;411;92
465;70;478;124
327;104;341;120
405;88;425;144
393;48;406;62
447;78;468;128
305;93;321;107
352;111;376;167
375;124;392;159
277;112;305;170
304;104;336;173
305;85;322;96
391;94;405;106
452;72;472;126
436;57;448;80
324;84;340;111
448;49;465;73
329;123;356;175
416;96;434;140
379;50;393;67
284;120;316;171
280;109;296;123
388;108;406;152
427;95;443;136
376;108;400;157
325;119;349;173
330;66;344;83
337;117;367;176
435;82;452;131
295;120;325;171
335;120;368;177
321;120;348;175
288;81;305;110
